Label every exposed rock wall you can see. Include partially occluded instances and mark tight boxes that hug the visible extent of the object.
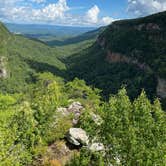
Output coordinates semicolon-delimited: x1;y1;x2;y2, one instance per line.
157;78;166;98
135;23;160;31
105;50;166;99
0;57;7;78
106;50;152;72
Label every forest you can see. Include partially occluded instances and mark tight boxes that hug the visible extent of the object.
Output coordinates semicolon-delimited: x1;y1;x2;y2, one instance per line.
0;73;165;165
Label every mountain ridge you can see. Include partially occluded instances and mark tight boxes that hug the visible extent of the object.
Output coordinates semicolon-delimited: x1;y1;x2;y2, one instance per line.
65;11;166;107
97;11;166;99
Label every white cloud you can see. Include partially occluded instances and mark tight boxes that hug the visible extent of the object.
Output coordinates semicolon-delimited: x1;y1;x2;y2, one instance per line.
0;0;69;23
31;0;46;3
35;1;69;20
0;0;115;26
127;0;166;16
86;5;100;24
84;5;114;26
101;16;114;25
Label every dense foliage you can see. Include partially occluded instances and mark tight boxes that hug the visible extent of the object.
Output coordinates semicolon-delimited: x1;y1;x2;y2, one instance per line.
66;44;157;101
0;72;165;166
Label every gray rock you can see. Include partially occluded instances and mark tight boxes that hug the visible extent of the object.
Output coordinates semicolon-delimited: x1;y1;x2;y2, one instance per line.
0;68;7;78
67;128;89;146
90;113;103;125
89;143;105;152
68;102;83;113
57;102;84;125
0;57;7;78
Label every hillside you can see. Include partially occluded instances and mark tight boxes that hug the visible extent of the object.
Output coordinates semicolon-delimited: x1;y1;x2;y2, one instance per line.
46;27;104;46
5;23;96;46
0;22;10;55
0;22;65;93
66;11;166;106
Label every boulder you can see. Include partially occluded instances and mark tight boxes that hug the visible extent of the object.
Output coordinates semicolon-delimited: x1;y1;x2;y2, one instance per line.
89;143;105;152
66;128;89;146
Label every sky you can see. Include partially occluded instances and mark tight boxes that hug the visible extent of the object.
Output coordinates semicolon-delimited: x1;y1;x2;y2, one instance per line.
0;0;166;26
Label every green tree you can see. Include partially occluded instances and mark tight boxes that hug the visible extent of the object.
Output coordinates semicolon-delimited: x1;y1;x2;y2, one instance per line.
101;89;166;165
65;78;101;110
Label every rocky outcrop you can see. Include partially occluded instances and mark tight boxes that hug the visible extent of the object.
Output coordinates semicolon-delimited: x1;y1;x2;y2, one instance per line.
106;50;151;72
0;68;7;78
0;57;7;78
157;78;166;98
106;51;130;63
135;23;160;31
66;128;89;146
57;102;84;125
146;23;160;31
97;36;152;72
89;143;105;152
90;112;103;125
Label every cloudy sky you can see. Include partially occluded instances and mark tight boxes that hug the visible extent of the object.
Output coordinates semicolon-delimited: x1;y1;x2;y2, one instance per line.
0;0;166;26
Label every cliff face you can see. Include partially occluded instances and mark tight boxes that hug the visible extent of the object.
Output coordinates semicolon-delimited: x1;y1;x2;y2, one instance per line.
106;50;152;72
97;11;166;99
0;57;7;78
106;50;166;99
157;78;166;98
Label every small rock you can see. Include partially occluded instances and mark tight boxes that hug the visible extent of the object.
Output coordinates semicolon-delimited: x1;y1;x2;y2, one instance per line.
0;68;7;78
89;143;105;152
90;113;103;125
68;102;83;113
67;128;89;146
72;119;79;126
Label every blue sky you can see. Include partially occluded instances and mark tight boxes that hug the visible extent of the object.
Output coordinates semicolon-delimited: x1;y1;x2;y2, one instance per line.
0;0;166;26
67;0;128;18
